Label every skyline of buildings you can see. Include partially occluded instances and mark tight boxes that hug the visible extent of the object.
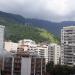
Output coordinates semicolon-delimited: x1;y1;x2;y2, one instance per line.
1;24;75;75
4;39;61;65
3;25;75;66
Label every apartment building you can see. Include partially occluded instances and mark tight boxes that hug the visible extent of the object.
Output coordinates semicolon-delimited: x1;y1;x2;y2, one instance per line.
4;39;37;55
37;44;48;64
18;39;37;55
48;43;60;65
4;41;18;52
0;25;5;52
61;26;75;65
1;48;46;75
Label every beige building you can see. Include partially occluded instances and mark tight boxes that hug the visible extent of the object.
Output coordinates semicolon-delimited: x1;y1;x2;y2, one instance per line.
4;41;18;52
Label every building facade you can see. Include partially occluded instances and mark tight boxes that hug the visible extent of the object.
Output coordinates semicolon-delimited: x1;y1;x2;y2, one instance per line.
37;44;48;64
48;43;60;65
0;25;5;52
4;41;18;52
2;49;46;75
18;39;37;55
61;26;75;65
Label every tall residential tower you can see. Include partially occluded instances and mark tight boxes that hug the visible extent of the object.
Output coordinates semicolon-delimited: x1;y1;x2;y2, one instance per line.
0;25;5;51
61;26;75;65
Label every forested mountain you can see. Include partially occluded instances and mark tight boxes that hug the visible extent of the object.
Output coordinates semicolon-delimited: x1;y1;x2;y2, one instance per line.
0;11;59;43
0;11;75;36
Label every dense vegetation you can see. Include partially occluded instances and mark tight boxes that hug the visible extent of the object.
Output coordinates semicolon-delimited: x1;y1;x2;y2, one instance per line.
46;62;75;75
4;24;59;43
0;11;59;43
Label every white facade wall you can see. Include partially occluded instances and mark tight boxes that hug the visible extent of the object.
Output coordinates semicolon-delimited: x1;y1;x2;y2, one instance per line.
37;44;48;63
21;57;31;75
61;26;75;65
4;41;18;52
48;43;60;64
0;25;5;51
54;45;60;64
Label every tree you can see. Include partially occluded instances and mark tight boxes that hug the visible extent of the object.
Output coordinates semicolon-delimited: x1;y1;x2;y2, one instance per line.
46;61;54;75
53;65;72;75
46;62;73;75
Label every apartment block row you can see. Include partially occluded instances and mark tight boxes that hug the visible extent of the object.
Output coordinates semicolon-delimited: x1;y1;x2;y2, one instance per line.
2;25;75;74
4;25;75;66
4;39;61;65
0;25;61;75
5;25;75;66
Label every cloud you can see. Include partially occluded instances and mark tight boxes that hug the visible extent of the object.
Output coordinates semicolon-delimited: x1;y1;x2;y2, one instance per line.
0;0;75;22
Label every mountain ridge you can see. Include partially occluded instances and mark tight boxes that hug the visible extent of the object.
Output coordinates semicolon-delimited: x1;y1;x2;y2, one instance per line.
0;11;59;43
0;11;75;37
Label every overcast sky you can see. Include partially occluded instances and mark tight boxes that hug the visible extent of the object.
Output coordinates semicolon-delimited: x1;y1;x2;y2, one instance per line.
0;0;75;22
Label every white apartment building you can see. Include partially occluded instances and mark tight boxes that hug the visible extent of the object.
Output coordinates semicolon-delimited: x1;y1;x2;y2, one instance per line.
18;39;37;55
48;43;60;65
61;26;75;65
4;41;18;52
37;44;48;64
0;25;5;52
18;39;36;46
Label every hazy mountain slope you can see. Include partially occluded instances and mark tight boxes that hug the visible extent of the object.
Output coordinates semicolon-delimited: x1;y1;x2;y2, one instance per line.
0;11;75;37
5;24;59;43
0;11;59;43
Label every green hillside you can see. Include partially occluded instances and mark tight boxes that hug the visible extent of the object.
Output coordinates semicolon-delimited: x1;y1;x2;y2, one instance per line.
0;11;60;43
4;24;59;44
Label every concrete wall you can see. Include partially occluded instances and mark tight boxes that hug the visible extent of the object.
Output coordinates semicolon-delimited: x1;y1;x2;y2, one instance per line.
21;57;31;75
